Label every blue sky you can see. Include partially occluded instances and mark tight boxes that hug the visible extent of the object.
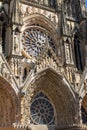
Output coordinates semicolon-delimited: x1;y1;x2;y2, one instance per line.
86;0;87;7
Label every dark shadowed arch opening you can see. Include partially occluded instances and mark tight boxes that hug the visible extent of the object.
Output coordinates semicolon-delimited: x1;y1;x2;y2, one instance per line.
74;32;85;71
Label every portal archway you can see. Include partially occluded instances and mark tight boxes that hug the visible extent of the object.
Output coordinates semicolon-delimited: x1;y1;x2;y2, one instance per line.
0;76;20;126
21;68;78;127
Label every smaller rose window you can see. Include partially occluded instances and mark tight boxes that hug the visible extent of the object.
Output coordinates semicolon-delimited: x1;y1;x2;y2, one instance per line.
30;92;55;125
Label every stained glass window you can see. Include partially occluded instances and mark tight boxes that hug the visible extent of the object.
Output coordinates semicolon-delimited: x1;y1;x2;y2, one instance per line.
22;27;56;58
30;92;55;125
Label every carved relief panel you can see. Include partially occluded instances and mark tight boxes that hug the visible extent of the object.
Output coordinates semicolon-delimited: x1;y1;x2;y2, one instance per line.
20;4;58;25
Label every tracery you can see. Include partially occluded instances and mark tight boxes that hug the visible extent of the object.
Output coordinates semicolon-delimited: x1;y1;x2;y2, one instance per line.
30;92;55;124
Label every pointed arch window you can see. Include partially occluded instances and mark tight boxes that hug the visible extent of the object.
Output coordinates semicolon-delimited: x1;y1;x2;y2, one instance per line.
74;32;85;71
30;92;55;125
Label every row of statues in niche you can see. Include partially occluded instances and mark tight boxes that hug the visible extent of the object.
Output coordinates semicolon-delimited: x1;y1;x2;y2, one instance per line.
29;0;55;7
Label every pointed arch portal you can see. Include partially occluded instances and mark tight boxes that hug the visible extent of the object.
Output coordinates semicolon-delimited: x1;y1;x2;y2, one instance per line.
0;76;20;126
21;68;78;126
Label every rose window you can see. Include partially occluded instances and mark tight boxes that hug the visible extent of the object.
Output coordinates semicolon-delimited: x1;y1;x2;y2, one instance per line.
30;92;55;125
22;27;56;58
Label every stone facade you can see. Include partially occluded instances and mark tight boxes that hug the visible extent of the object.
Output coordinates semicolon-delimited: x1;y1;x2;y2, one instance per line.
0;0;87;130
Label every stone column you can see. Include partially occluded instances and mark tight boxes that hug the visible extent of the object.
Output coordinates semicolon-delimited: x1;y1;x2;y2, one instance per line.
79;98;83;125
19;66;24;87
0;21;2;53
